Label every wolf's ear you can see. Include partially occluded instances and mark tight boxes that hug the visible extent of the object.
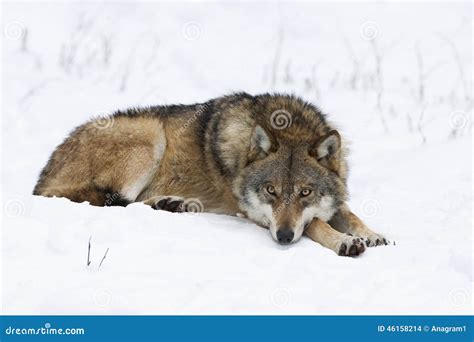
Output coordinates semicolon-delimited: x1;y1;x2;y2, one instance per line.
310;130;341;160
249;125;272;160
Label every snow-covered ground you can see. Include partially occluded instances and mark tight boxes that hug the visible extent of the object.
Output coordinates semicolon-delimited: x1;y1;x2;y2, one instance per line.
1;1;472;314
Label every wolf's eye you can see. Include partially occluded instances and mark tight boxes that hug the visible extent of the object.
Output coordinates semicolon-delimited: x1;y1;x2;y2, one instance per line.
266;185;276;195
300;189;312;197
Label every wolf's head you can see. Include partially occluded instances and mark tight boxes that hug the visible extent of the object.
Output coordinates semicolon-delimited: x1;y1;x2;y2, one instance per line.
233;124;348;245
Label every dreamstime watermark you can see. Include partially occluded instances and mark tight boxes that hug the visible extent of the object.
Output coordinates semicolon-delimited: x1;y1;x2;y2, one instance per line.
91;111;114;130
449;288;471;307
270;287;291;308
4;198;26;218
273;192;298;217
174;103;209;138
4;322;85;336
93;288;112;308
183;198;204;213
360;198;380;218
182;21;202;41
360;21;379;41
270;109;292;130
4;21;26;41
259;191;299;229
104;192;121;206
449;110;469;130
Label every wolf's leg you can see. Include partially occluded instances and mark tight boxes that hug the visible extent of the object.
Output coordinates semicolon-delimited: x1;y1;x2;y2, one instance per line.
328;204;388;247
305;218;366;256
143;195;187;213
39;186;131;207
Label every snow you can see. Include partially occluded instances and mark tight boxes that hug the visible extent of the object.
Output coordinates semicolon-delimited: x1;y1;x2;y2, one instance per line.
1;1;472;314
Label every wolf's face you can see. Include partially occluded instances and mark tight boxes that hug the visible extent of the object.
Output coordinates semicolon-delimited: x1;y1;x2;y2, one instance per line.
234;126;347;245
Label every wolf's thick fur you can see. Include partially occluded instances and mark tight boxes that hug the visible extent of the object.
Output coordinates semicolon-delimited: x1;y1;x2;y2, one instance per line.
34;93;387;255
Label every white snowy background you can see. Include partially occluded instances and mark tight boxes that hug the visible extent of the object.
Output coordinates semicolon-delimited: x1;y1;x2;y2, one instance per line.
1;1;472;314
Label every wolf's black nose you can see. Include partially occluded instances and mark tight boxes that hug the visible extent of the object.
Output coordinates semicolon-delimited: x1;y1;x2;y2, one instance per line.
277;229;294;245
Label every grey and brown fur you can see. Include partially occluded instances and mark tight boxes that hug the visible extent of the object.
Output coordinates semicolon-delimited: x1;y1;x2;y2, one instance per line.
34;93;388;256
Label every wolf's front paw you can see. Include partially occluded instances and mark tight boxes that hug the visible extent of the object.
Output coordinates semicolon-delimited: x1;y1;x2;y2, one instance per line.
362;233;389;247
337;235;366;257
147;196;185;212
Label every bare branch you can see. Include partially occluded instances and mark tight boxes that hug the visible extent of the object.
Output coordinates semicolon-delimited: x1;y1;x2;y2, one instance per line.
20;28;28;52
99;248;109;268
270;24;284;89
416;104;428;144
311;63;322;101
269;4;284;90
342;35;361;90
439;34;471;104
370;39;388;132
415;42;425;104
87;236;92;267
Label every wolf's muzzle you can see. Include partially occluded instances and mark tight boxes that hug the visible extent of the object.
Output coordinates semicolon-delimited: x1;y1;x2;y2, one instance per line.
276;229;294;245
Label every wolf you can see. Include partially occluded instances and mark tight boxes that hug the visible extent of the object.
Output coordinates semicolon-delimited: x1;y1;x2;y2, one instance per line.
33;93;388;256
